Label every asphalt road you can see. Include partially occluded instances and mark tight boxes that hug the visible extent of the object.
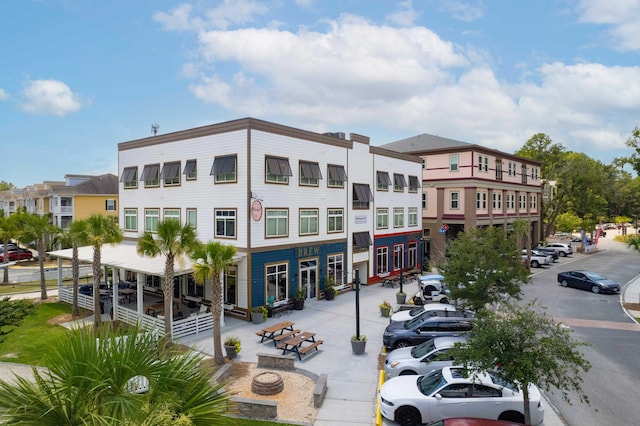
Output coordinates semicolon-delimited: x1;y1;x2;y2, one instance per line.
521;237;640;426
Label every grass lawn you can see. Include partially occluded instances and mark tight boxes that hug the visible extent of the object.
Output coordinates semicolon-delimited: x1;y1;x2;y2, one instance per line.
0;280;59;295
0;301;77;366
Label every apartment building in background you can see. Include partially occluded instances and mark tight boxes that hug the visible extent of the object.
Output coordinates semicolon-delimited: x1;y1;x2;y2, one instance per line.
381;133;542;265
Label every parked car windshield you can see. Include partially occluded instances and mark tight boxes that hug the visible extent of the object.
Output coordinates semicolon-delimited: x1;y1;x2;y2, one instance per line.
411;339;437;358
584;271;606;281
417;369;447;396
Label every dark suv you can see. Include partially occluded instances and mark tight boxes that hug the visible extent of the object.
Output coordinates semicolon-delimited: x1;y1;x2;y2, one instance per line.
383;315;474;350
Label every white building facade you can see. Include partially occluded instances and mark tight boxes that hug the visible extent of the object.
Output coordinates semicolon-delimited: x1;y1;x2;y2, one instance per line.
118;118;422;320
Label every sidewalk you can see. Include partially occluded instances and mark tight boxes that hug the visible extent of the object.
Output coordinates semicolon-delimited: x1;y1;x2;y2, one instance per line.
4;236;640;425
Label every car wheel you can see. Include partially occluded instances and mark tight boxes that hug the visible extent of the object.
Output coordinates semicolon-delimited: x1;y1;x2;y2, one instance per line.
591;285;601;294
395;406;421;426
498;410;525;424
531;260;539;268
561;280;568;287
394;340;411;349
399;370;417;376
559;251;567;257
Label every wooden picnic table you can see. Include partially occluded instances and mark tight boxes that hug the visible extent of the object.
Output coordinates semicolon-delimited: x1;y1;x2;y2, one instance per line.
120;288;136;303
276;331;323;360
255;321;295;343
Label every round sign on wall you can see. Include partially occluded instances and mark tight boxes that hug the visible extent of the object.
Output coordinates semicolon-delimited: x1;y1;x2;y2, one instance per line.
251;200;262;221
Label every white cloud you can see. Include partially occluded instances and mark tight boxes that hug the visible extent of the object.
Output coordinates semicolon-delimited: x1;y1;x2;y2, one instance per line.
20;79;83;116
154;4;200;32
155;0;269;32
576;0;640;51
386;0;419;27
0;88;8;100
432;0;485;22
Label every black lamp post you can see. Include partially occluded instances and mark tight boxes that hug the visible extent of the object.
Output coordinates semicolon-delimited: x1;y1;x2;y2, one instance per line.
354;270;361;339
419;236;424;274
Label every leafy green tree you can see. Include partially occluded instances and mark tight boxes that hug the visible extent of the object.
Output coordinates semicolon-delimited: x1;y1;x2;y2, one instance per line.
19;213;61;300
0;214;21;284
0;181;14;191
0;298;35;343
76;214;123;329
614;126;640;175
137;219;199;340
441;227;530;312
191;241;237;365
450;301;591;426
0;324;231;425
54;220;89;317
626;234;640;251
555;212;581;233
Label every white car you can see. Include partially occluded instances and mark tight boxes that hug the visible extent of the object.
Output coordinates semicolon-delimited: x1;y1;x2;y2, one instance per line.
521;250;552;268
384;336;467;378
544;242;572;257
379;366;545;426
390;303;459;323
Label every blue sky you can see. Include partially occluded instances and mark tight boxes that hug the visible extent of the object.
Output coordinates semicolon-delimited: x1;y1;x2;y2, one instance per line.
2;0;640;188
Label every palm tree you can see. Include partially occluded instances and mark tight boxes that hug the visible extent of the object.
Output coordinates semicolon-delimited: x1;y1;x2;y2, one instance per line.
0;324;231;425
137;219;199;340
19;213;61;300
191;241;237;365
54;220;89;317
77;214;123;329
0;213;21;284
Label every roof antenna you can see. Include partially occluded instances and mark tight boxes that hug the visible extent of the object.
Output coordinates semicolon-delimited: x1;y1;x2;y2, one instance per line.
151;123;159;136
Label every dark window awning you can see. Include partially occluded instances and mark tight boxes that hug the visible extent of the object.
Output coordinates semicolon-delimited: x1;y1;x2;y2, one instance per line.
160;162;181;179
210;155;237;175
409;175;421;190
140;164;159;181
183;159;197;175
266;157;292;176
300;161;322;179
353;232;372;249
377;171;392;186
327;165;347;182
394;173;407;188
120;167;137;182
353;184;373;202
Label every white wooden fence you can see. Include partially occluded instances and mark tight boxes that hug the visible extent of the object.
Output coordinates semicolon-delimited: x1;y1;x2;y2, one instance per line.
58;287;212;340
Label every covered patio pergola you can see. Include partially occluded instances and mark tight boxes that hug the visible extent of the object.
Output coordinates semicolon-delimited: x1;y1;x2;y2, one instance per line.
48;242;239;337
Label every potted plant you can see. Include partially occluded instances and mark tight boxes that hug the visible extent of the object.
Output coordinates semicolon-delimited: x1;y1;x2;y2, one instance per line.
351;334;366;355
324;276;336;301
266;295;275;317
293;286;306;310
379;300;392;317
223;335;241;359
396;290;407;305
250;305;267;324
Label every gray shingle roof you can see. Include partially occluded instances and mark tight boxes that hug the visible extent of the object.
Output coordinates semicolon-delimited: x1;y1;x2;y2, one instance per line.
379;133;473;154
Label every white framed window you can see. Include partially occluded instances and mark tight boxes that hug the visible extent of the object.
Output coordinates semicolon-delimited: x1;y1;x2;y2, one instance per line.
164;208;181;222
495;160;503;181
376;247;389;274
393;208;404;227
422;158;426;169
450;192;460;209
299;209;319;235
408;207;418;226
161;161;181;186
519;194;527;210
393;173;407;192
478;155;484;172
377;171;391;191
476;191;482;209
265;156;291;184
377;208;389;229
211;155;237;183
144;209;159;232
105;199;116;211
327;164;346;188
508;162;515;176
492;192;502;210
121;167;137;189
521;165;528;183
327;253;344;285
141;164;160;188
422;193;427;209
327;208;343;233
266;209;288;238
266;262;288;302
449;154;459;172
508;193;515;209
184;159;197;180
215;209;236;238
186;208;197;228
393;244;404;271
530;194;537;209
299;161;322;186
124;208;137;231
408;242;417;269
483;156;488;172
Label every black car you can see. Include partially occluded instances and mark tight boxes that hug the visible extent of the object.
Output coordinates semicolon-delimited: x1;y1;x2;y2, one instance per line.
383;315;474;350
557;270;620;294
